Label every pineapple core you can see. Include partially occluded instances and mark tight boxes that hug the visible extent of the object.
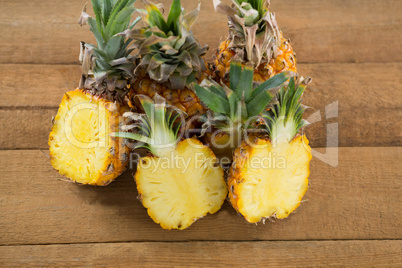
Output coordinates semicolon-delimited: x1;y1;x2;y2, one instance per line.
49;90;128;185
229;136;311;223
135;138;227;230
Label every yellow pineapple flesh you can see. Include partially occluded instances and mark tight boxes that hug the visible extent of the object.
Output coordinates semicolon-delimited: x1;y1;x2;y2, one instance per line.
49;89;129;185
135;138;227;230
228;136;311;223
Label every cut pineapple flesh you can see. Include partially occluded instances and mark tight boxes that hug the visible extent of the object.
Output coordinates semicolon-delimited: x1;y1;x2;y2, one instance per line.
135;138;227;230
229;136;312;223
49;89;129;185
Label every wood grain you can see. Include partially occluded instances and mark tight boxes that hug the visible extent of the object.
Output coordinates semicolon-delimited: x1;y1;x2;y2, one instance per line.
0;109;54;150
0;147;400;245
1;240;401;267
1;63;401;149
2;63;402;109
0;0;400;264
1;0;401;64
1;106;400;150
0;64;81;108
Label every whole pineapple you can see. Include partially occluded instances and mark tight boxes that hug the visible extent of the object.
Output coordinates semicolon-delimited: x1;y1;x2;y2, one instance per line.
113;95;227;230
212;0;297;83
122;0;209;117
194;61;293;161
49;0;140;185
228;76;312;223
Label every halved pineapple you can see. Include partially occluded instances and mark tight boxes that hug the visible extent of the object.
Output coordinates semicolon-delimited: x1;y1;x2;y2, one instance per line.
228;76;313;223
49;0;139;185
114;95;227;230
136;138;227;230
194;61;292;161
228;136;311;222
49;89;129;185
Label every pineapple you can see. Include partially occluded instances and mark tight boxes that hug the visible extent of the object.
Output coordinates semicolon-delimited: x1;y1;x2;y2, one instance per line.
122;0;209;117
194;61;293;161
228;76;312;223
113;95;227;230
212;0;297;83
49;0;140;185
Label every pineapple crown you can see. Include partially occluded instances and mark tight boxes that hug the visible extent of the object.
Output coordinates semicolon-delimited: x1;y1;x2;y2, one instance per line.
194;61;293;133
213;0;280;68
78;0;141;100
262;76;312;144
121;0;208;90
112;94;183;157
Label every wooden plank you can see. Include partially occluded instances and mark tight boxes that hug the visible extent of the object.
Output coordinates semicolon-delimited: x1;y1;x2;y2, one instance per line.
1;240;401;267
0;147;400;245
0;109;54;150
2;63;402;109
0;64;81;108
1;106;400;149
1;63;401;148
0;0;401;64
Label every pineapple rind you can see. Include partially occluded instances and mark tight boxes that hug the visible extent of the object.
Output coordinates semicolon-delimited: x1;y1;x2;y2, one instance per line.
228;135;311;223
49;89;129;186
135;138;227;230
130;77;205;117
214;37;297;84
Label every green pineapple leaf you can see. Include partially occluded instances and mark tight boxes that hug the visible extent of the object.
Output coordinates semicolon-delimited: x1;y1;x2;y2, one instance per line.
229;61;242;90
111;132;153;144
247;88;274;118
167;0;182;35
87;17;105;50
102;0;113;25
251;71;294;100
144;0;170;34
79;0;139;95
234;64;254;102
91;0;103;34
194;84;230;115
105;0;136;40
110;6;136;37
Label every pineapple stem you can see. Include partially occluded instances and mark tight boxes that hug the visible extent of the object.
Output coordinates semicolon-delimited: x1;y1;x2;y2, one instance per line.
263;76;312;145
270;115;297;144
113;95;182;158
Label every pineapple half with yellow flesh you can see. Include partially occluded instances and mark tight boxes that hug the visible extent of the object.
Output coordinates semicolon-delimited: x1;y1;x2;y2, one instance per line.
113;95;227;230
212;0;297;83
228;76;312;223
49;0;140;185
194;61;293;161
122;0;209;117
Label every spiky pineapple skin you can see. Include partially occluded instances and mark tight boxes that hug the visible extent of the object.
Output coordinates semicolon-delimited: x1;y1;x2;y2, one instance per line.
49;89;130;186
228;135;311;223
135;138;227;230
130;76;206;117
213;35;297;83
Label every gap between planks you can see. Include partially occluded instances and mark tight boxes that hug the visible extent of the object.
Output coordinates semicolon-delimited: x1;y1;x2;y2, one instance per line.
0;240;401;267
1;238;401;248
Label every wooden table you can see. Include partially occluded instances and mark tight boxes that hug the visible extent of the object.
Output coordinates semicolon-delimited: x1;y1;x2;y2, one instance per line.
1;0;401;266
